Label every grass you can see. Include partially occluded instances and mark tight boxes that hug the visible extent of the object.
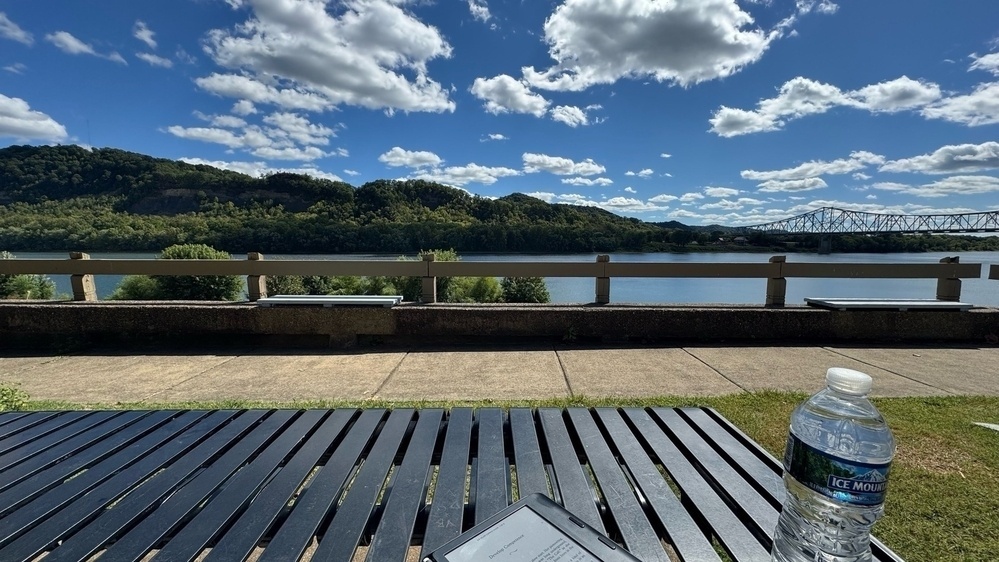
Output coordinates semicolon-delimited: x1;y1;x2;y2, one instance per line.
13;392;999;562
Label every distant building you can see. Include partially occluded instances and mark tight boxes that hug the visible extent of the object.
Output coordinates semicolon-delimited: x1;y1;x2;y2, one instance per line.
733;236;748;245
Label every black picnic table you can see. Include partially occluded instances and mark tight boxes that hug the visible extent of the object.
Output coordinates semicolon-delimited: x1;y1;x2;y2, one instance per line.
0;408;906;562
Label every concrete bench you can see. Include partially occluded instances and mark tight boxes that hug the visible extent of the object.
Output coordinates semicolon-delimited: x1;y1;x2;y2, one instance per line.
805;297;973;311
256;294;403;308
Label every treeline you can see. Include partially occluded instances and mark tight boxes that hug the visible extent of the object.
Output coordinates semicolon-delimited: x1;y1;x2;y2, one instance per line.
0;145;668;253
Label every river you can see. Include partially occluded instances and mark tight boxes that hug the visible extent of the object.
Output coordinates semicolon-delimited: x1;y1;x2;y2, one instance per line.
12;251;999;306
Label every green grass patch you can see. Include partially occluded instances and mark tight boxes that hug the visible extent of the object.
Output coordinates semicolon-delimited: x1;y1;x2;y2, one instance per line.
16;392;999;561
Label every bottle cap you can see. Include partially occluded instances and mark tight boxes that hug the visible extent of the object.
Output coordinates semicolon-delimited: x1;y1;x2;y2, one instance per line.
826;367;873;395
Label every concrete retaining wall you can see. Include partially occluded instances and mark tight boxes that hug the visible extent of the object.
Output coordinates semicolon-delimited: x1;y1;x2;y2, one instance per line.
2;302;998;348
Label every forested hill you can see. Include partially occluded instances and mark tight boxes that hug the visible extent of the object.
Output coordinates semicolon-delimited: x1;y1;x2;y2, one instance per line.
0;144;666;253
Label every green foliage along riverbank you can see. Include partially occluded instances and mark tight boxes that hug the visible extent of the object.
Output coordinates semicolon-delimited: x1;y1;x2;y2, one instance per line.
2;144;998;254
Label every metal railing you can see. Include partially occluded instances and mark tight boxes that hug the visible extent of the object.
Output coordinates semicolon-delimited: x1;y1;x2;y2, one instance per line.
0;252;987;306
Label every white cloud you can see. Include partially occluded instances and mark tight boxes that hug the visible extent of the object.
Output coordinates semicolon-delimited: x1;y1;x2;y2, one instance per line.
561;177;613;186
853;172;871;180
969;53;999;76
378;146;443;168
232;100;257;116
136;52;173;68
0;12;33;45
467;0;491;22
871;175;999;198
880;141;999;175
196;74;329;112
679;192;704;202
660;153;671;158
526;192;673;213
471;75;549;117
741;151;884;181
756;177;828;192
133;21;157;49
550;105;592;127
522;153;605;176
481;133;508;142
710;76;940;136
212;115;248;129
624;187;636;193
263;112;335;145
201;0;455;113
180;157;343;181
344;169;360;176
410;163;521;186
45;31;127;64
523;0;777;92
649;194;678;203
921;82;999;126
167;125;262;149
866;194;877;200
704;186;740;197
700;197;765;210
4;63;26;74
252;146;329;161
0;94;68;141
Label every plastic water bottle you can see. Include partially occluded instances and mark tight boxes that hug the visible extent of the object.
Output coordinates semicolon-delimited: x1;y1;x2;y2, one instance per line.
771;368;896;562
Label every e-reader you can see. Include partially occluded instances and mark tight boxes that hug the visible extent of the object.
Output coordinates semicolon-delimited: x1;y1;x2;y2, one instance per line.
424;493;641;562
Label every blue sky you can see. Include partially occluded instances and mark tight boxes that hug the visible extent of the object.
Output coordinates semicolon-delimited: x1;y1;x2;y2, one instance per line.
2;0;998;226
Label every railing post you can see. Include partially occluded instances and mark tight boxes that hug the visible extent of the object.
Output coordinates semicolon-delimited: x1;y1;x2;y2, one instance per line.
766;255;787;307
936;256;961;302
595;254;610;304
69;252;97;302
247;252;266;301
421;253;437;303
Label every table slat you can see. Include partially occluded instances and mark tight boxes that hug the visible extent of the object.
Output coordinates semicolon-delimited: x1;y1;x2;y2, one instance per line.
509;408;549;499
538;408;605;532
421;408;473;558
201;409;357;562
0;411;142;483
472;408;509;525
628;409;770;562
255;409;385;562
0;411;94;457
0;412;117;469
311;409;416;561
365;409;443;562
600;408;721;562
0;410;241;562
0;412;59;441
568;408;670;562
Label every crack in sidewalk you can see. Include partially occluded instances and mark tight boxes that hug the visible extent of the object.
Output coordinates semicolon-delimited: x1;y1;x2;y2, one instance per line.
139;355;243;402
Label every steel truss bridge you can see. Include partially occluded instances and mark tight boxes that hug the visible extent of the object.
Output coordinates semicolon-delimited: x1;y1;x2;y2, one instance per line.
744;207;999;235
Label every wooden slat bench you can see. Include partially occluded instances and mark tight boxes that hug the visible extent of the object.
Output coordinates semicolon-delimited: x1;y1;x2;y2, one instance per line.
0;408;907;562
256;295;403;308
805;297;973;311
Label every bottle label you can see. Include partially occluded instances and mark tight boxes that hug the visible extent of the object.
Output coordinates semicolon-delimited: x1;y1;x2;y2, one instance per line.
783;433;891;506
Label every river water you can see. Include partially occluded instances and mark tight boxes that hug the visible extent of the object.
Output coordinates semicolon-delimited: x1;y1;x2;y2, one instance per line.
14;251;999;306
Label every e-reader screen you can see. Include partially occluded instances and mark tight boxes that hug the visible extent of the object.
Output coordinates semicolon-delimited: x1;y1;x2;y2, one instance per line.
443;506;601;562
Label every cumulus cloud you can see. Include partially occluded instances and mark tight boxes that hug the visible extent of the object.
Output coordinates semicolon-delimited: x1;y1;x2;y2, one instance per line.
525;192;674;213
0;12;33;45
179;157;342;181
969;52;999;76
920;82;999;126
550;105;590;127
0;94;68;141
704;186;740;197
481;133;508;142
133;21;156;49
166;125;268;149
650;194;678;203
344;169;360;176
252;146;329;161
679;192;704;202
699;197;765;210
263;112;336;145
201;0;455;113
756;177;828;192
45;31;127;64
522;153;605;176
410;163;521;186
624;187;636;193
880;141;999;174
871;175;999;198
467;0;491;22
853;172;871;180
522;0;778;92
660;153;672;158
742;151;884;181
470;75;549;117
378;146;443;168
136;52;173;68
561;176;613;186
232;100;257;116
710;76;940;136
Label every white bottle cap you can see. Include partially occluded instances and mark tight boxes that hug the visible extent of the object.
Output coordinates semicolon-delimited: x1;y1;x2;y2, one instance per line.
826;367;873;396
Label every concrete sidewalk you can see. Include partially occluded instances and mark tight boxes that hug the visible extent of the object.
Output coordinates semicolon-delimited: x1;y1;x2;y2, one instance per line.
4;344;998;405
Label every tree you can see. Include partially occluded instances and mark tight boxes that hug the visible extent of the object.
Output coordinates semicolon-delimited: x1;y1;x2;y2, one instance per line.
153;244;243;300
107;275;161;300
0;251;56;299
501;277;551;303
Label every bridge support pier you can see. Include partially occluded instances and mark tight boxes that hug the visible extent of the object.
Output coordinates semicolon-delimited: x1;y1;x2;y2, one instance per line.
818;236;832;254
